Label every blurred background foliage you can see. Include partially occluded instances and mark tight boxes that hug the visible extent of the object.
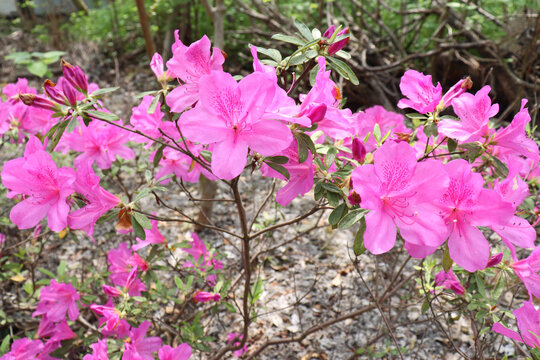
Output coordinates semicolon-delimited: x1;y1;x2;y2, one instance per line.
0;0;539;122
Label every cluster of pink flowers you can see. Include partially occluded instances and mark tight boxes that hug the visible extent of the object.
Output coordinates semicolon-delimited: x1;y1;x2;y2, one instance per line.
0;28;539;358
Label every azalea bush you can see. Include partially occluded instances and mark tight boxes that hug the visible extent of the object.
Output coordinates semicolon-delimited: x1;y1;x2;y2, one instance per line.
0;20;539;360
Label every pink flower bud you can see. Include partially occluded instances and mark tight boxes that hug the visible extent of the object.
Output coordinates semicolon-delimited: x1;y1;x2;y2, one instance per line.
62;80;78;107
61;59;88;94
43;80;68;105
19;93;60;112
486;252;503;268
33;224;42;239
150;52;164;79
193;291;221;303
434;269;465;295
306;103;327;125
328;28;350;55
323;25;336;39
103;284;122;297
352;138;366;163
440;77;473;109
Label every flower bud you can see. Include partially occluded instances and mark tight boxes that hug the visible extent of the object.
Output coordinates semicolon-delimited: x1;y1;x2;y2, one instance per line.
61;59;88;94
440;77;473;109
306;103;327;125
103;284;122;297
486;252;503;268
19;93;60;112
43;80;68;105
328;28;350;55
323;25;336;39
193;290;221;303
352;138;366;163
62;80;78;107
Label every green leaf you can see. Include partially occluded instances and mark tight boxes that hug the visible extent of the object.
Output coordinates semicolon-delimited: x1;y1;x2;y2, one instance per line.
27;61;48;77
5;51;31;62
132;212;152;230
287;53;308;66
442;245;453;272
321;182;342;194
489;154;509;178
266;162;290;180
329;203;348;226
271;33;304;46
492;275;505;300
326;147;338;167
147;94;161;114
131;215;146;240
174;275;184;292
294;19;314;41
264;156;289;164
224;302;237;313
530;348;540;360
373;123;382;142
327;57;359;85
353;217;367;256
421;299;430;313
447;138;458;152
338;209;368;229
48;118;70;152
405;113;428;120
91;87;120;97
423;122;438;138
475;273;487;298
460;143;483;161
38;267;57;279
86;110;119;122
255;46;282;63
0;334;10;354
153;144;165;167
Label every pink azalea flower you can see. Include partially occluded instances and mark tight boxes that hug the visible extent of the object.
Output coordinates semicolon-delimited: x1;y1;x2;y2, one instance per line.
182;233;223;286
397;70;442;114
491;164;535;259
107;243;147;296
2;78;36;100
511;246;540;299
491;99;540;162
260;139;315;206
351;105;411;152
133;217;165;251
193;291;221;303
438;85;498;142
83;339;109;360
32;279;80;322
351;141;449;258
158;344;192;360
122;321;162;360
166;35;225;113
299;57;353;140
249;46;311;127
434;269;465;295
493;301;540;347
37;317;75;342
90;304;122;333
130;96;179;146
1;135;75;231
154;145;213;185
0;338;43;360
179;70;292;180
68;160;120;240
71;119;135;169
226;332;247;358
437;160;514;271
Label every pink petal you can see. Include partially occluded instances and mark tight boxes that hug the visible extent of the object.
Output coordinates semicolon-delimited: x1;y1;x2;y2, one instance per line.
364;209;397;255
